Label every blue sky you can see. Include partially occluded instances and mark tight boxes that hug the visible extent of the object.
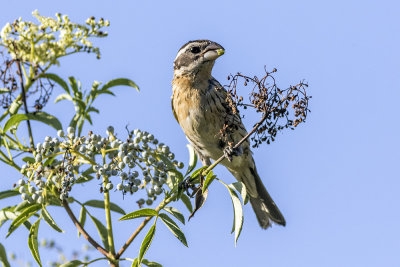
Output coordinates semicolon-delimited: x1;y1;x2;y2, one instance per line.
1;0;399;266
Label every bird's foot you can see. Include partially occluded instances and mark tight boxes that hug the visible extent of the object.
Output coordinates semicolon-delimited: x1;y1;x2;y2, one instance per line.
223;146;242;162
179;177;198;197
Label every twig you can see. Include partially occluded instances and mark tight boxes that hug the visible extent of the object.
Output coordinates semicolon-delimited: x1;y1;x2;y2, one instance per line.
62;200;113;259
15;60;34;149
204;90;292;174
115;197;172;259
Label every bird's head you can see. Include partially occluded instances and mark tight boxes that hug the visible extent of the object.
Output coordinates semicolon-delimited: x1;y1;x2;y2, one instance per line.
173;40;225;78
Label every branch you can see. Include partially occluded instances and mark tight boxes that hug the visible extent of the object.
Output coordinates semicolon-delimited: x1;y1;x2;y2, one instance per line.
16;60;34;149
115;197;172;259
62;200;113;259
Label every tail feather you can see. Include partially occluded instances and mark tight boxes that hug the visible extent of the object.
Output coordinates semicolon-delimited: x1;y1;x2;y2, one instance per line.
249;167;286;229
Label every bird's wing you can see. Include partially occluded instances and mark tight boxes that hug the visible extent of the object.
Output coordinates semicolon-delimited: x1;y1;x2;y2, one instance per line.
171;96;179;123
209;78;248;144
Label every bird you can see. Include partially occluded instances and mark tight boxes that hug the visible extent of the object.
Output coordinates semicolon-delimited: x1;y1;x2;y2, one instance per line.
171;40;286;229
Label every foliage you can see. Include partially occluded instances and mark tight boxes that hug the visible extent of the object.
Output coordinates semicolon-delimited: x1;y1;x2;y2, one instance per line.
0;12;256;267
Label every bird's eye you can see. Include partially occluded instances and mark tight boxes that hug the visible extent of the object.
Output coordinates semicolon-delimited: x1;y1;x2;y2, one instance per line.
190;46;201;54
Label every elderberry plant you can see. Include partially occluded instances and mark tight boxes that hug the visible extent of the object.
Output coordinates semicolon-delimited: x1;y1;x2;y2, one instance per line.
0;10;310;267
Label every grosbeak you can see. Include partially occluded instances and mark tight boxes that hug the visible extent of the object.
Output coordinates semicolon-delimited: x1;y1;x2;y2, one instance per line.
171;40;285;229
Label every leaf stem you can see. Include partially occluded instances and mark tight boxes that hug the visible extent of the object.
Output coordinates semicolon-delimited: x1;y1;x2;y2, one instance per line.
102;154;116;257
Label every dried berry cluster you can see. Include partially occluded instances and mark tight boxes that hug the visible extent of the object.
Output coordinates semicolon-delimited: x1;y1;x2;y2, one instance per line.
223;68;310;148
0;54;54;110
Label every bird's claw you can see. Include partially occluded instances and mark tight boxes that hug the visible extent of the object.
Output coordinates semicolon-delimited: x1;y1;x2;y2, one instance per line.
223;146;241;162
179;177;198;197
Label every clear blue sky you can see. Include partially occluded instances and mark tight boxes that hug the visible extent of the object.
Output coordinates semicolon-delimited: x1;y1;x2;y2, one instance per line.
1;0;399;266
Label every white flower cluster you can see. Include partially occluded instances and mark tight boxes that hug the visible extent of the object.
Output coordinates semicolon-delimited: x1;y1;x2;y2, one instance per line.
16;126;184;207
0;10;109;66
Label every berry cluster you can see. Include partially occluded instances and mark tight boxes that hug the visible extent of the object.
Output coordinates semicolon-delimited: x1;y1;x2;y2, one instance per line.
16;126;184;207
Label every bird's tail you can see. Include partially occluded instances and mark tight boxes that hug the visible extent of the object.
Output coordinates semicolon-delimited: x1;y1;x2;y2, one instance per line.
248;167;286;229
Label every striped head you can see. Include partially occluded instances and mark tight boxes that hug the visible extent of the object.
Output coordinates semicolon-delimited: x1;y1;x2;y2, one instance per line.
173;40;225;77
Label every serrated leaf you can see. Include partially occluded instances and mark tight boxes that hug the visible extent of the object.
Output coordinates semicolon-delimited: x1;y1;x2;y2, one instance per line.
7;204;41;237
223;183;243;246
138;223;156;265
229;182;249;205
88;215;109;251
41;208;63;233
180;194;193;213
142;259;163;267
0;190;19;200
3;112;62;133
202;171;216;193
78;206;87;238
28;218;41;267
39;73;70;94
84;200;126;215
54;93;73;104
159;213;187;247
59;260;83;267
119;208;157;221
100;78;139;92
0;242;10;267
184;144;197;176
163;207;185;224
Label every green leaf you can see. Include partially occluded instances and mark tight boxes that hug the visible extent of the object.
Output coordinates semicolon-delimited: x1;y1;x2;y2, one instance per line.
229;182;249;205
142;259;163;267
3;112;62;133
22;157;35;164
138;223;156;265
86;106;100;114
190;166;208;182
0;243;10;267
0;190;19;200
100;78;139;92
83;200;126;215
78;206;87;238
184;144;197;176
119;208;157;221
159;213;188;247
131;258;138;267
39;73;70;94
59;260;83;267
41;208;63;233
68;77;79;96
163;207;185;225
88;215;109;250
7;204;41;237
14;200;32;211
0;88;10;94
180;194;193;213
202;171;216;193
221;181;243;246
28;218;41;267
54;93;73;103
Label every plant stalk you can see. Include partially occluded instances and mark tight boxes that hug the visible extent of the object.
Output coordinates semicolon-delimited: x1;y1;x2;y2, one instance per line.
16;60;34;149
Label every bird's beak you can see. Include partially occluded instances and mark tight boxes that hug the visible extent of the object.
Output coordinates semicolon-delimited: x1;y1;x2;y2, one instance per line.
203;42;225;61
